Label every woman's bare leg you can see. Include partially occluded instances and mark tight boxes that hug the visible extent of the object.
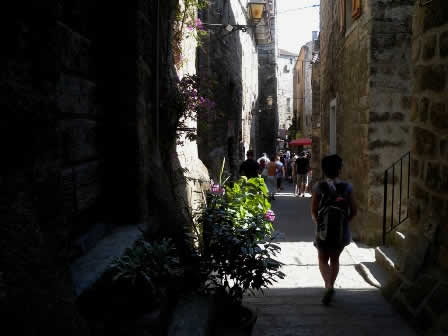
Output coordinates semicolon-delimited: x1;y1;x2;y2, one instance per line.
328;248;343;288
318;249;331;288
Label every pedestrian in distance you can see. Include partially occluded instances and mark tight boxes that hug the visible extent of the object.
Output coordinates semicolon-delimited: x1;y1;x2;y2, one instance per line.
239;149;260;179
311;154;357;305
275;155;285;192
257;152;270;164
266;155;278;200
295;152;310;197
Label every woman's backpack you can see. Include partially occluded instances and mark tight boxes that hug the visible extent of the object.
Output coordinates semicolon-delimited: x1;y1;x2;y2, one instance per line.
316;182;348;247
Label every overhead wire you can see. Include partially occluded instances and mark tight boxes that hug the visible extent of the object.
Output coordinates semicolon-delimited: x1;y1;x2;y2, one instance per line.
276;4;320;15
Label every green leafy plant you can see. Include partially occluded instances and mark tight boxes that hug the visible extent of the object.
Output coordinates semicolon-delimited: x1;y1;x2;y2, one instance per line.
194;161;285;309
107;238;183;308
224;177;273;236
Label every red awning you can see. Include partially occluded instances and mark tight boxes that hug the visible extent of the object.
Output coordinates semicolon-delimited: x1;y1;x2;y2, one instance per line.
289;138;312;146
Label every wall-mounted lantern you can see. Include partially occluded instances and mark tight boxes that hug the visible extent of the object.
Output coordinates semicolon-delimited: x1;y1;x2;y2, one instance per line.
200;0;266;34
247;0;266;25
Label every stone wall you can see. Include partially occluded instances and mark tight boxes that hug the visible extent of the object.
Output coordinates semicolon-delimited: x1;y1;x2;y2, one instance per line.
198;0;259;180
303;41;314;139
294;47;306;137
384;1;448;334
320;0;413;243
365;0;414;243
257;0;278;156
277;51;297;138
0;0;208;333
174;1;210;221
340;0;372;241
257;44;278;156
311;39;321;178
319;0;346;158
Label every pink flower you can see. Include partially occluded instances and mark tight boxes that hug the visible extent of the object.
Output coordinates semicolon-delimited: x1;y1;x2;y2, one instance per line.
211;184;225;195
264;210;275;222
196;18;204;30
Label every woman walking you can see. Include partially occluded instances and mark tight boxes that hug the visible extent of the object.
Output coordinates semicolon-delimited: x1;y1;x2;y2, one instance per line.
311;154;357;305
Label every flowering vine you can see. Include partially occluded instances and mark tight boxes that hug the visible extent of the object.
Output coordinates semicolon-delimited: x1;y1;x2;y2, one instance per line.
173;0;209;69
176;74;216;144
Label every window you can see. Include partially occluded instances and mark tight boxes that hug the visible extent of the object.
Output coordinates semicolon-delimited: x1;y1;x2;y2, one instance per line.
340;0;361;33
352;0;361;19
290;58;293;64
287;98;291;112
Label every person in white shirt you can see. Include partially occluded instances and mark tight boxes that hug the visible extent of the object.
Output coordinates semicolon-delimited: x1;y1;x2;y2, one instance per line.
257;153;270;164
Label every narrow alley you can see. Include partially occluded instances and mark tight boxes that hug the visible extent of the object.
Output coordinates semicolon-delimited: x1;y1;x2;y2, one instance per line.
1;0;447;335
244;183;417;336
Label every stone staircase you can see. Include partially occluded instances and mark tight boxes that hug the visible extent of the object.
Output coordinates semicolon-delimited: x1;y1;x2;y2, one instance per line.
354;230;408;298
353;228;448;334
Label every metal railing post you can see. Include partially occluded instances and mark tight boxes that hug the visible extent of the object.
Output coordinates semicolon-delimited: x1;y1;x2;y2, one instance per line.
391;165;395;234
382;152;411;245
383;169;388;246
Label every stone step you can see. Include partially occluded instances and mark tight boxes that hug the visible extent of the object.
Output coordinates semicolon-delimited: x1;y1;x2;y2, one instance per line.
375;246;400;273
389;230;407;253
70;225;143;296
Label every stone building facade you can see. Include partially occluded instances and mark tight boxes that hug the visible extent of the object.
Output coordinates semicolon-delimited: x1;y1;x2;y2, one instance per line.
277;49;298;139
380;1;448;334
256;0;279;156
293;37;316;140
293;46;306;139
319;0;414;243
311;37;321;177
0;0;210;333
198;0;260;180
175;1;211;220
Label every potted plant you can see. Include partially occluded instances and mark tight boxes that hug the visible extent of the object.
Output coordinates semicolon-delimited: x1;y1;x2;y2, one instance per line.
195;162;285;334
78;238;184;335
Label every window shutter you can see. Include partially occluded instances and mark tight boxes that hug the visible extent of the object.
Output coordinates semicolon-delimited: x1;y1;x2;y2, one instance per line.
340;0;346;32
352;0;361;19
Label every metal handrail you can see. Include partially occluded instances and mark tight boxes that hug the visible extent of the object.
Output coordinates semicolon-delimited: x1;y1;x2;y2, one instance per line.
382;152;411;245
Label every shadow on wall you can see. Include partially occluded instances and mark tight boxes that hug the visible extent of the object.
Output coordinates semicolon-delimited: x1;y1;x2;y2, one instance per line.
197;0;244;181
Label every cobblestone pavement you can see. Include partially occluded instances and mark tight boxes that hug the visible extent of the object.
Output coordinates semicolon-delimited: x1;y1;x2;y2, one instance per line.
244;183;417;336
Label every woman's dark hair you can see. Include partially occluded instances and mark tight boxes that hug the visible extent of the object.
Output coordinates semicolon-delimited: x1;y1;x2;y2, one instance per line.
321;154;343;178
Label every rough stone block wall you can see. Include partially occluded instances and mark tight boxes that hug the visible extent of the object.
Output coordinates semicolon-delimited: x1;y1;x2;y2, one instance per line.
341;0;372;242
320;0;413;243
366;0;414;243
319;0;346;158
0;1;110;333
0;0;206;333
385;1;448;334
